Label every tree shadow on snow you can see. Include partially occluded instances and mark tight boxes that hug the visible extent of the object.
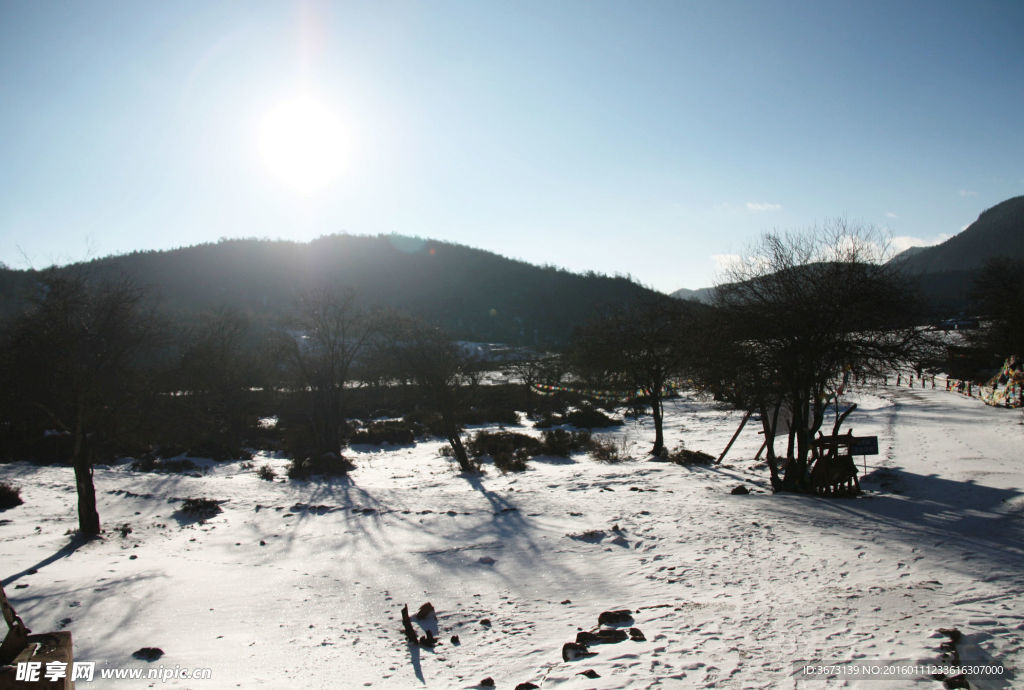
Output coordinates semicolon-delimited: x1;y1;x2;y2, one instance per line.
3;535;88;586
5;571;163;664
448;472;582;584
267;473;405;557
755;470;1024;584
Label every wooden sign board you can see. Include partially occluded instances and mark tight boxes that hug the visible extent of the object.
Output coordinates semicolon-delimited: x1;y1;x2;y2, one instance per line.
850;436;879;456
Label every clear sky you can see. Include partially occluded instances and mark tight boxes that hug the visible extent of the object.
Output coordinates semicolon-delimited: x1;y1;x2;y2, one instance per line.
1;0;1021;292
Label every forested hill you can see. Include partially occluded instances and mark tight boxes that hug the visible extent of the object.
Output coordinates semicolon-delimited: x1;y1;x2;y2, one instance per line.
0;235;658;345
888;195;1024;314
891;195;1024;275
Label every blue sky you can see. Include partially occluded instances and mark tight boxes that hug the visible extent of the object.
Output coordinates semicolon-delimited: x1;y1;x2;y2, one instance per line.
1;0;1021;292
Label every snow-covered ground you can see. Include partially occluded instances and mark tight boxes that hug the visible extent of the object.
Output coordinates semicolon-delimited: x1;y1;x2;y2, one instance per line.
2;383;1022;689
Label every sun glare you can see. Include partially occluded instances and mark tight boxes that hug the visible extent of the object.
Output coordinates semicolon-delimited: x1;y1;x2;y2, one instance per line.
258;96;346;195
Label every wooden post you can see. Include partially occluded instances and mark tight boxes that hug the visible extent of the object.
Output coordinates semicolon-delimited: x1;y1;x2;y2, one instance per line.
400;605;418;645
717;410;752;464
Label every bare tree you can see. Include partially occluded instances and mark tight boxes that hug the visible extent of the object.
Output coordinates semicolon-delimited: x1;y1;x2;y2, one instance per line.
284;287;376;457
2;270;157;538
373;316;480;473
570;297;701;455
503;353;564;418
710;221;933;492
173;307;256;457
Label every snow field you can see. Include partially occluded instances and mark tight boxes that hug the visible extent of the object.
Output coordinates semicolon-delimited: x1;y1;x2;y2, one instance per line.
1;384;1022;688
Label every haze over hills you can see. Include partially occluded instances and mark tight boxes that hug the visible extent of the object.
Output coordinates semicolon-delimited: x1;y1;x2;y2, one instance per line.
0;234;658;346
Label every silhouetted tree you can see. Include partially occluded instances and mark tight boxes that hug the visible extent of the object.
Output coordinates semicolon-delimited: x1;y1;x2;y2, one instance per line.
709;222;933;492
570;297;701;455
282;287;376;456
171;307;258;457
969;257;1024;360
374;316;480;473
2;270;157;537
503;353;564;418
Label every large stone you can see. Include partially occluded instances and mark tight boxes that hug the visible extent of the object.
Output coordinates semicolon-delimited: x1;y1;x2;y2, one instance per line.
561;642;594;662
595;628;628;643
597;609;634;626
132;647;164;662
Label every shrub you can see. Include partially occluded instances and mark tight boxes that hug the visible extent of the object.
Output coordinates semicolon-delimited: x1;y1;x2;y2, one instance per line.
542;429;592;457
179;497;222;520
565;406;621;429
532;413;561;429
349;420;420;445
588;437;622;463
287;452;356;480
666;445;715;465
0;482;23;511
493;450;530;474
256;464;276;481
406;411;447;437
467;431;543;459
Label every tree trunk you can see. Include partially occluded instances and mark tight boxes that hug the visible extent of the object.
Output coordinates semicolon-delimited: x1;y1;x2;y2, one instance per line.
72;407;100;539
782;393;812;492
440;405;473;473
448;433;472;473
650;388;665;456
760;403;783;492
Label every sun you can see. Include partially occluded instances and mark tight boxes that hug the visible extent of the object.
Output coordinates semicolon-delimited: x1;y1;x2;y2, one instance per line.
258;96;347;195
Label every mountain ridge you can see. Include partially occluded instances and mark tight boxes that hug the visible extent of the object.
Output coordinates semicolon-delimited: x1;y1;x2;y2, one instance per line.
0;234;658;346
889;195;1024;275
670;195;1024;313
